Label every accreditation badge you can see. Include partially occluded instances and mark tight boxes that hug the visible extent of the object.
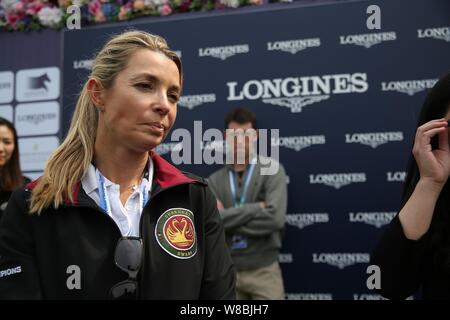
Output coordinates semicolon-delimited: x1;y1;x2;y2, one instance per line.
230;235;248;250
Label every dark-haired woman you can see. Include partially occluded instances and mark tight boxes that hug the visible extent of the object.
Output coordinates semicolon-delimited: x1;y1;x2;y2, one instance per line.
0;117;29;220
372;73;450;299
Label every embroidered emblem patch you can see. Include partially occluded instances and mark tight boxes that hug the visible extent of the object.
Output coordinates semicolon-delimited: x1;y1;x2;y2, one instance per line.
155;208;197;259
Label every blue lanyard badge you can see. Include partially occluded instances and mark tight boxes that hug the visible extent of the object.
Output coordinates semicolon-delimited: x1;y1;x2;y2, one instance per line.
96;169;112;215
231;235;248;250
228;164;255;208
95;169;150;216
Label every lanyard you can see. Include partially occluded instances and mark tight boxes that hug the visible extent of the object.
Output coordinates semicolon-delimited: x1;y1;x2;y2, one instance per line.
228;164;255;208
95;163;152;216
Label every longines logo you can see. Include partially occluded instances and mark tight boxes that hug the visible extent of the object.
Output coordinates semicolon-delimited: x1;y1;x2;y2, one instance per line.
387;171;406;182
267;38;321;54
312;253;370;269
73;59;93;70
15;102;59;136
286;213;329;229
227;73;368;113
418;27;450;42
198;44;249;60
353;294;388;300
309;173;366;189
349;211;396;228
345;131;403;148
353;294;413;300
339;31;396;48
381;79;438;96
279;253;293;264
178;94;216;109
154;142;182;156
17;113;56;125
272;135;325;151
286;293;333;300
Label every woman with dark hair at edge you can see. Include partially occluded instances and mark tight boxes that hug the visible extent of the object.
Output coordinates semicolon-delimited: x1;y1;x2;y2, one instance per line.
0;117;30;221
372;73;450;299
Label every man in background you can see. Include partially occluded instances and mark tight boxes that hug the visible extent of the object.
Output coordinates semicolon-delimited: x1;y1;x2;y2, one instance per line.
208;107;287;300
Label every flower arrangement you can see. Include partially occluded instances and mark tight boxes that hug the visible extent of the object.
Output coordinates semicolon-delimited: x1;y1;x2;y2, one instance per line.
0;0;288;32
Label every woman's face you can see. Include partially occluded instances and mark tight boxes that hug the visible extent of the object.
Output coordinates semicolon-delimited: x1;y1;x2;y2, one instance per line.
0;125;15;167
99;49;180;152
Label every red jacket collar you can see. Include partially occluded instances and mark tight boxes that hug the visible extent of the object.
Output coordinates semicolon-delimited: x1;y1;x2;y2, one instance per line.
149;150;196;188
26;150;198;206
26;179;39;190
26;177;83;206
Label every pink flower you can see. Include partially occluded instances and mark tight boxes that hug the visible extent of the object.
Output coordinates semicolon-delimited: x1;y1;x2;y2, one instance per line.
158;3;171;15
88;0;102;15
6;11;24;28
13;1;24;12
25;1;44;15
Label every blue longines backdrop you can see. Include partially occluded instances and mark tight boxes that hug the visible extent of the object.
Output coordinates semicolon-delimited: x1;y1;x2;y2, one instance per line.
0;31;61;181
1;0;449;299
63;0;450;300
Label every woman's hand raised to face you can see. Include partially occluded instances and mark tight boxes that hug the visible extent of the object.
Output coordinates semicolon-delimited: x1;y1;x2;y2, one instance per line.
413;118;450;186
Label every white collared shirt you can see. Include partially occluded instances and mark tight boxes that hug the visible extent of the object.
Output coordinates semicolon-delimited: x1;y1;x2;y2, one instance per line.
81;158;153;237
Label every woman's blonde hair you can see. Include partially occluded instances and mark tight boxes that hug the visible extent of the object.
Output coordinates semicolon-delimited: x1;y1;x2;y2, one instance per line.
30;30;183;214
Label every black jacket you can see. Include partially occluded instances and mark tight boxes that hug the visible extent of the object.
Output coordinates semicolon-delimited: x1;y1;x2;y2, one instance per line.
371;215;450;300
0;152;235;299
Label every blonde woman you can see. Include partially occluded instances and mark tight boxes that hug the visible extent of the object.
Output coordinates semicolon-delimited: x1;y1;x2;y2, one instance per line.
0;31;235;299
